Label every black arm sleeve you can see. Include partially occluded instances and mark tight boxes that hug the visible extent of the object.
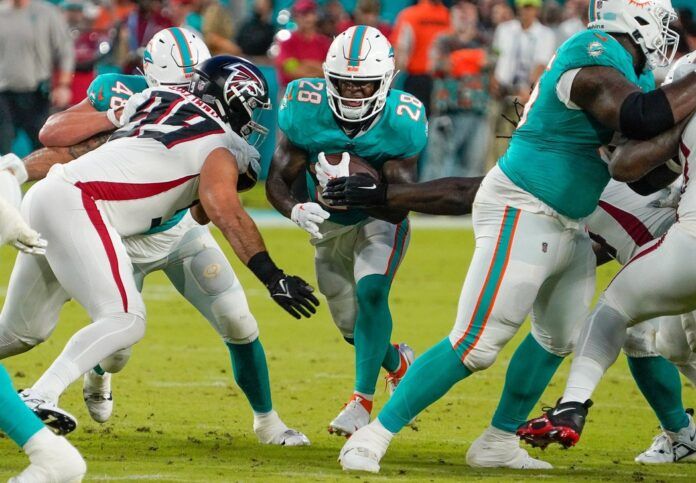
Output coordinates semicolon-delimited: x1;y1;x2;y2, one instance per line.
619;89;675;140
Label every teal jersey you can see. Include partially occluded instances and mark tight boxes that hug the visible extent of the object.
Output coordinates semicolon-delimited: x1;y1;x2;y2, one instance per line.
499;30;655;219
87;73;187;234
278;78;428;225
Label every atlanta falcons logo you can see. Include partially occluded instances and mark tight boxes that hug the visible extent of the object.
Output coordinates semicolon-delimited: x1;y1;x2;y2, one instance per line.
223;63;266;105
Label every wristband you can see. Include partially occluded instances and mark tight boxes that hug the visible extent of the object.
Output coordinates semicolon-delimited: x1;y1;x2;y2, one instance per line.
247;251;283;286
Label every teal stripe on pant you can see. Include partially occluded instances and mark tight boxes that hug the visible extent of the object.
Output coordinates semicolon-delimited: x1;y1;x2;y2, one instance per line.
0;363;44;447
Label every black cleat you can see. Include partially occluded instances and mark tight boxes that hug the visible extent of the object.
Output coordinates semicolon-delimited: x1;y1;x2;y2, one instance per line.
517;399;593;449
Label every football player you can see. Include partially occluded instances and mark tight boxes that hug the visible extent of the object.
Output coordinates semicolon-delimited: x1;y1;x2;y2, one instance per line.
336;0;696;472
518;50;696;457
0;45;317;446
0;165;85;482
266;25;428;436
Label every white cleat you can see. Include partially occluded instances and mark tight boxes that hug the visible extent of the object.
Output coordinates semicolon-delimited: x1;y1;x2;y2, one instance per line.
467;426;553;469
385;343;415;396
19;389;78;435
253;410;310;446
339;420;393;473
9;427;86;483
636;412;696;464
83;370;113;423
328;397;371;437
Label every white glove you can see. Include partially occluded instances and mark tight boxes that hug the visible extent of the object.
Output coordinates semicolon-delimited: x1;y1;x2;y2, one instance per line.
291;202;330;239
0;170;22;209
649;183;683;209
117;91;150;127
0;153;28;184
315;152;350;189
0;197;47;255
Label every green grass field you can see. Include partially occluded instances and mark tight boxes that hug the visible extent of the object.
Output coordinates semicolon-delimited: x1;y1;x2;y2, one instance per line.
1;221;696;482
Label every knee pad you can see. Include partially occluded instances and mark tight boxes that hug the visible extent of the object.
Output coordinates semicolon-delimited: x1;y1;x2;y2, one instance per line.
190;248;236;296
211;294;259;344
100;347;132;373
623;322;658;358
462;345;498;372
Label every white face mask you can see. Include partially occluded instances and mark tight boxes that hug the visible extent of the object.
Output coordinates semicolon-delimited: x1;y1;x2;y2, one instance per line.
325;71;393;123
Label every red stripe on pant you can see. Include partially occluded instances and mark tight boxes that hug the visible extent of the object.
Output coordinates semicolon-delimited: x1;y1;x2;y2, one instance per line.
80;192;129;312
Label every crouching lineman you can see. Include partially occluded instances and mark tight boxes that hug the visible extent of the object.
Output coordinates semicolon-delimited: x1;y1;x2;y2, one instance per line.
266;26;427;436
0;164;86;482
518;51;696;459
331;0;696;472
0;53;318;445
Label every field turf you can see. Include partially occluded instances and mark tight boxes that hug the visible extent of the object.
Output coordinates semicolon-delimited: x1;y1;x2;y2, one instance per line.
1;214;696;481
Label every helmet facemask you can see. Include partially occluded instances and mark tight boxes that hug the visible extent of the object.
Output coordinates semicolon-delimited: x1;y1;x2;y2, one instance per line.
324;68;394;123
631;4;679;70
221;77;271;148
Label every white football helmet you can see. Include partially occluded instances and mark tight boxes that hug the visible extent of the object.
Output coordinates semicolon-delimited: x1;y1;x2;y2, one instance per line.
323;25;395;123
143;27;211;87
663;51;696;85
588;0;679;70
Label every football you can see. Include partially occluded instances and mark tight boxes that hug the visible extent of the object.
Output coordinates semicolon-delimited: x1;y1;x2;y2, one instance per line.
313;153;379;210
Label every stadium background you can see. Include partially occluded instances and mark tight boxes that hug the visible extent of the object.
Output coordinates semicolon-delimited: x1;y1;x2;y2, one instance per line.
3;0;696;481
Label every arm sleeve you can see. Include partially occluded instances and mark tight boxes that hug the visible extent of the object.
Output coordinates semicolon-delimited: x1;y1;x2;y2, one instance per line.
556;68;582;109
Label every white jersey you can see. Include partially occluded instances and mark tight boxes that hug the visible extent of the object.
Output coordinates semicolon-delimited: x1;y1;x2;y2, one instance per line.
677;116;696;236
586;179;676;265
49;86;258;238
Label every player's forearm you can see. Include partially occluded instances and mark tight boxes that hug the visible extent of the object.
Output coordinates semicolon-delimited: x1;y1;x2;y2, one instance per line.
209;206;267;264
265;172;300;218
610;120;685;182
23;147;73;181
661;72;696;124
386;177;483;215
40;111;115;147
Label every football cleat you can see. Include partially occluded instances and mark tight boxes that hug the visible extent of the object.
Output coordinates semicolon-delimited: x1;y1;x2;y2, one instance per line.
636;410;696;464
253;410;311;447
339;420;393;473
329;396;371;437
517;399;593;449
467;426;552;469
9;427;86;483
19;389;78;435
83;370;113;423
385;343;415;396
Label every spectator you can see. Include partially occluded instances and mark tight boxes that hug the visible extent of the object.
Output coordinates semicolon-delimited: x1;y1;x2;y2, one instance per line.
92;0;135;32
425;0;490;179
169;0;204;34
116;0;173;74
202;0;242;55
337;0;392;38
320;0;349;37
0;0;75;154
275;0;331;89
555;0;587;46
487;0;554;167
237;0;275;59
391;0;451;115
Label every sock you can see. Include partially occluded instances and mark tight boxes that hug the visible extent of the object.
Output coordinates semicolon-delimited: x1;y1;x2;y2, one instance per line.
491;333;564;433
345;337;401;373
562;299;628;403
227;338;272;414
354;274;395;395
628;355;689;432
378;338;471;433
0;363;44;447
93;365;105;376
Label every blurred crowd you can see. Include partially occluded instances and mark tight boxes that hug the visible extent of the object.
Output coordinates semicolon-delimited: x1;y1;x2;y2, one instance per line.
2;0;696;179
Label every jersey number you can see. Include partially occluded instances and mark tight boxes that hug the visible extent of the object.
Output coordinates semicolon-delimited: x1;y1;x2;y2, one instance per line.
109;81;135;110
296;80;323;105
396;94;422;121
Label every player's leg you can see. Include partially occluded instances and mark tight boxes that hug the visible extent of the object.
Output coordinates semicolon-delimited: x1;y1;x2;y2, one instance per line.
0;363;86;482
522;225;696;449
469;228;594;469
657;313;696;384
162;226;308;446
0;250;69;358
340;205;553;472
22;179;145;433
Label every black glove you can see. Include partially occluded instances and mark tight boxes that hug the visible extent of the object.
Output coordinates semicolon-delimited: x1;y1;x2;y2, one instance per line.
266;273;320;319
247;252;320;319
322;173;387;207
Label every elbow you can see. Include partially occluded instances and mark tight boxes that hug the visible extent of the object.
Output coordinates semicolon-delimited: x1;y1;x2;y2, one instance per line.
38;118;59;147
609;161;638;182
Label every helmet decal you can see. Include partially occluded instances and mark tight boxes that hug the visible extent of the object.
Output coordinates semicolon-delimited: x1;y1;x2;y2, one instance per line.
347;25;369;69
223;63;267;106
168;27;195;75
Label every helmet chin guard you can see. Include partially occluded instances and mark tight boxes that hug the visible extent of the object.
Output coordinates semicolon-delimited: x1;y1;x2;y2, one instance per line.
323;25;395;123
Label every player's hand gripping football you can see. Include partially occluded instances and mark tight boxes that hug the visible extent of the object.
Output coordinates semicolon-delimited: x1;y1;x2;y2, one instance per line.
315;152;350;188
266;272;320;319
322;173;387;208
0;197;47;255
291;202;330;239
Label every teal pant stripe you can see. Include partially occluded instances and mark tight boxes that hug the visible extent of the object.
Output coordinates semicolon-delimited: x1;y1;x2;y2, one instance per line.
454;206;519;358
386;219;409;279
